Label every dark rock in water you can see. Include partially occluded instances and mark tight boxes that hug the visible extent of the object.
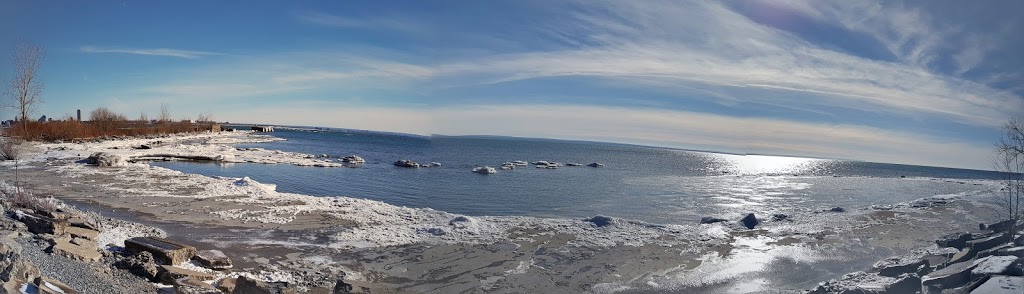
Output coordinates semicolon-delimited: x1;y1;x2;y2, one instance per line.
740;213;759;229
393;160;420;168
700;217;727;224
586;215;615;227
937;232;974;249
980;223;987;230
872;255;927;277
587;162;604;167
771;214;789;221
829;207;845;213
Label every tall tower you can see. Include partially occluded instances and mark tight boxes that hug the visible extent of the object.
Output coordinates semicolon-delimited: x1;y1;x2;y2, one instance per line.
77;109;81;121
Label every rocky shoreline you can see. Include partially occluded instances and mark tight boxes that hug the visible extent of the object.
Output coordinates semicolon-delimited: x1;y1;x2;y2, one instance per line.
807;219;1024;293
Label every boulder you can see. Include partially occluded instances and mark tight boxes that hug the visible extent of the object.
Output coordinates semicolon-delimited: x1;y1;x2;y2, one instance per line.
0;238;40;287
937;232;973;249
34;277;79;294
393;160;420;168
174;277;221;294
216;277;237;293
114;251;159;281
65;227;99;241
740;213;759;230
194;249;232;270
333;278;353;294
586;215;615;227
124;237;196;265
771;214;789;221
158;265;215;285
970;275;1024;294
873;255;928;277
921;260;978;293
971;256;1019;279
86;152;128;167
231;276;297;294
700;217;727;224
968;234;1008;253
49;240;101;262
830;207;845;213
16;211;68;235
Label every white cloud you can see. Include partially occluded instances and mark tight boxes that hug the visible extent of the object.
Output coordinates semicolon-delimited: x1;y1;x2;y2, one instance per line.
80;46;221;59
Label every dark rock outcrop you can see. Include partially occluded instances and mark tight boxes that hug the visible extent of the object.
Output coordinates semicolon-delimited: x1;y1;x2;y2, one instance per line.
586;215;615;227
232;276;297;294
740;213;758;230
700;217;727;224
114;251;159;281
937;232;973;249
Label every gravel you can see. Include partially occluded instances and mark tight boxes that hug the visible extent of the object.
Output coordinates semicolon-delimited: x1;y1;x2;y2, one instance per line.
16;237;158;293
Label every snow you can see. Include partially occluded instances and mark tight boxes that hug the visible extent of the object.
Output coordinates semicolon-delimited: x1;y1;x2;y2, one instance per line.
972;256;1018;276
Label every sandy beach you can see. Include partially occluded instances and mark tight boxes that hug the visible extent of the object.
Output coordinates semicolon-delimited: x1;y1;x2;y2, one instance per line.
0;131;1006;293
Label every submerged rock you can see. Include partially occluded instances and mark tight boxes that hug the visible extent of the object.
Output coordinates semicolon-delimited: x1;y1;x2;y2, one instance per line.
740;213;759;229
771;214;789;221
700;217;727;224
194;249;232;270
829;207;845;213
393;160;420;168
586;215;615;227
587;162;604;167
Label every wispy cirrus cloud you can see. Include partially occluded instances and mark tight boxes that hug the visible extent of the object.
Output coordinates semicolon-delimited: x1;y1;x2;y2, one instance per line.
80;46;222;59
293;11;426;34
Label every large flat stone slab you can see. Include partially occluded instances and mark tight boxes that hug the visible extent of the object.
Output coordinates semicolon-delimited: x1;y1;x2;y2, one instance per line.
194;249;232;270
922;260;978;293
971;256;1018;279
65;227;99;241
174;277;221;294
873;255;927;277
125;237;196;265
158;265;215;284
50;240;100;262
968;234;1008;253
971;275;1024;294
16;211;68;235
35;277;79;294
232;276;297;294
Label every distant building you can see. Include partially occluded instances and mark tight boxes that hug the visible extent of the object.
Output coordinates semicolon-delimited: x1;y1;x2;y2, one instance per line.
252;125;274;132
77;109;81;121
37;115;47;122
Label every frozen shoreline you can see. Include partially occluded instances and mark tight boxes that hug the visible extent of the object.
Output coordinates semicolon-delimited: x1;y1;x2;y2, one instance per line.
1;130;1007;293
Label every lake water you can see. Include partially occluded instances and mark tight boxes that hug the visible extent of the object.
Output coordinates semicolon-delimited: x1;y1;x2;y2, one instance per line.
153;128;1004;225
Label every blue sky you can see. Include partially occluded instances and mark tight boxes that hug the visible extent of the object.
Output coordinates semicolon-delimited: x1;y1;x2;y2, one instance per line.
1;0;1022;170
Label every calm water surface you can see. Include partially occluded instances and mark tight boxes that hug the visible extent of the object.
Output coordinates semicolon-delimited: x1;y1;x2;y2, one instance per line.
153;128;1003;225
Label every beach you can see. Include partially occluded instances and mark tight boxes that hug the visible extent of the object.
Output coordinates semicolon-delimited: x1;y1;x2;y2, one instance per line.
0;130;1008;293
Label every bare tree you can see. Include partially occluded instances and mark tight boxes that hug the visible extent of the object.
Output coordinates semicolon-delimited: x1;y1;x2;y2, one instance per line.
89;107;127;133
995;117;1024;242
139;112;149;123
5;41;45;137
158;104;172;123
197;112;213;123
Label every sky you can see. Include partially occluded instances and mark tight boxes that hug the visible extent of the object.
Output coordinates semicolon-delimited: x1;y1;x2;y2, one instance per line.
1;0;1022;170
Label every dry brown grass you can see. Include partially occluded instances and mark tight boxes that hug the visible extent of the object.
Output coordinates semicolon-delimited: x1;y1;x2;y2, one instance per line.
7;120;217;142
